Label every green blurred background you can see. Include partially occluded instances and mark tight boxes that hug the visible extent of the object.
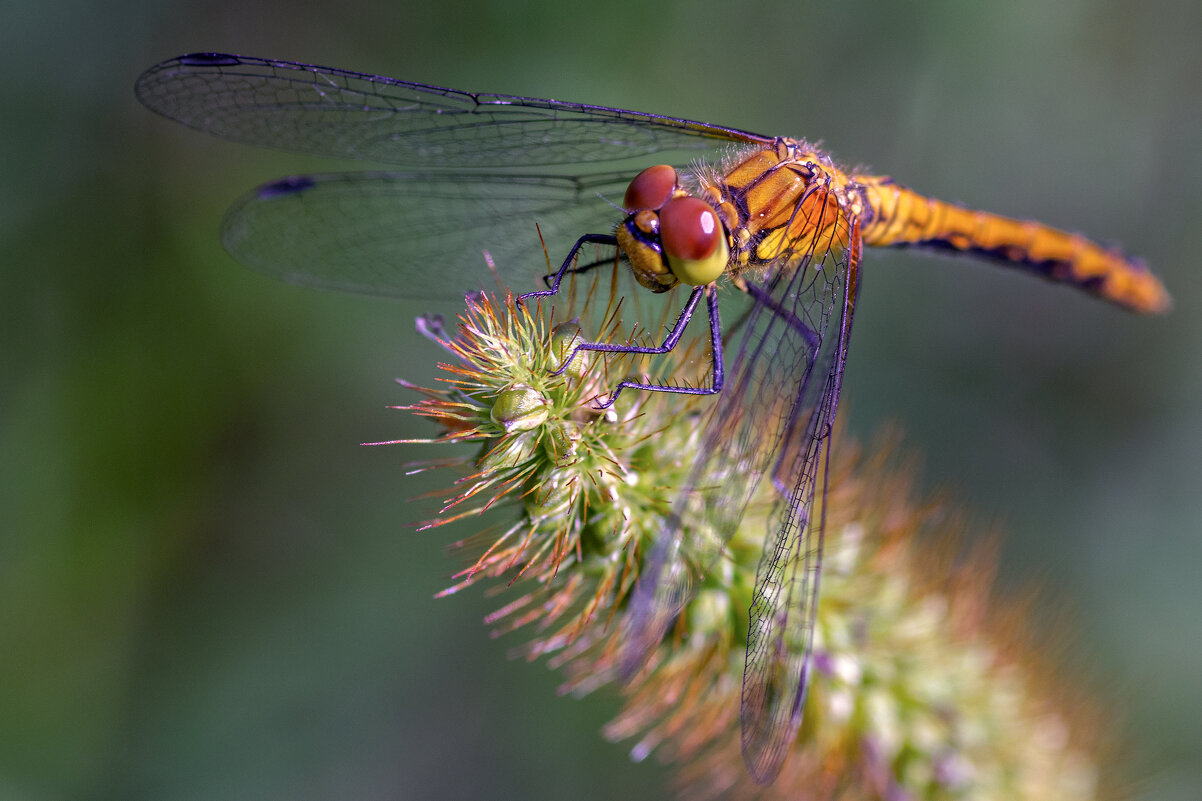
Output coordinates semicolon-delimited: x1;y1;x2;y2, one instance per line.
2;0;1199;798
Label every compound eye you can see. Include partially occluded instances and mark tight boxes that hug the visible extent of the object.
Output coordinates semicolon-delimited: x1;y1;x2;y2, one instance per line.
659;196;729;285
624;164;677;211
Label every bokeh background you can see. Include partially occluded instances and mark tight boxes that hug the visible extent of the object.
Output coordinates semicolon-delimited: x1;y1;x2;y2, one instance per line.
3;0;1199;799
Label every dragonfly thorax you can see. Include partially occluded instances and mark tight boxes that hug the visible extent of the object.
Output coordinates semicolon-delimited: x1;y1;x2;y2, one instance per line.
617;165;732;293
698;139;859;276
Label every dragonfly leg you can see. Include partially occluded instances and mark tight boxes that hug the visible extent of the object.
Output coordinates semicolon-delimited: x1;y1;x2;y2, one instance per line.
735;278;821;352
558;285;724;409
518;233;619;304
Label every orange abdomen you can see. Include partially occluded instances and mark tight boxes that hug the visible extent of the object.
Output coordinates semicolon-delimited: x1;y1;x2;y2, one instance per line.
856;175;1170;314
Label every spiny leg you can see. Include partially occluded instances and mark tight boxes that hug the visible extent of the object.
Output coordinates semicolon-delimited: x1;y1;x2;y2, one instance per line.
565;284;725;409
518;233;619;304
733;277;821;352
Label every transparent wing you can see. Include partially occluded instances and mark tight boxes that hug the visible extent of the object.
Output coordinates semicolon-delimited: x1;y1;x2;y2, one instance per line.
135;53;770;170
220;170;632;300
618;195;861;783
740;224;860;784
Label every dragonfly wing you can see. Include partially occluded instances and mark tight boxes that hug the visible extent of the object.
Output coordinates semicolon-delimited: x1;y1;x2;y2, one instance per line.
220;170;632;300
740;223;860;784
136;53;770;169
618;166;860;672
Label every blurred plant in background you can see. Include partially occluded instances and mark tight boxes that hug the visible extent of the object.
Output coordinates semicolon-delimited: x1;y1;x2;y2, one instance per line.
387;285;1107;800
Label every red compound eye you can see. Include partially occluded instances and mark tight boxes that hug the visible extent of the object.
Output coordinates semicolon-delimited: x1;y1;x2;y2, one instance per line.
660;196;721;260
659;196;729;285
624;164;677;211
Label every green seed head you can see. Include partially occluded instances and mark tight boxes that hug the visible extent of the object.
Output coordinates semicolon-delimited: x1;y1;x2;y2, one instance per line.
490;384;550;432
548;321;586;379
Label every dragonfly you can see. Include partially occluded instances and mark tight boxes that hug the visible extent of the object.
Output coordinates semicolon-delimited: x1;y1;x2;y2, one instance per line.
136;53;1170;785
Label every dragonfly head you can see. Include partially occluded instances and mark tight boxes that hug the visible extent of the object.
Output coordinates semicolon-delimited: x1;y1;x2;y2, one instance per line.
618;165;730;293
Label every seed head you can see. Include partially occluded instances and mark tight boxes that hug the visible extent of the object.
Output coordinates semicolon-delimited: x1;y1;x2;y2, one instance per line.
391;284;1108;800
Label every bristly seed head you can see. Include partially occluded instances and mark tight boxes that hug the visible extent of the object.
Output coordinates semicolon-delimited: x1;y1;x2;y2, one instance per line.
393;286;1108;801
